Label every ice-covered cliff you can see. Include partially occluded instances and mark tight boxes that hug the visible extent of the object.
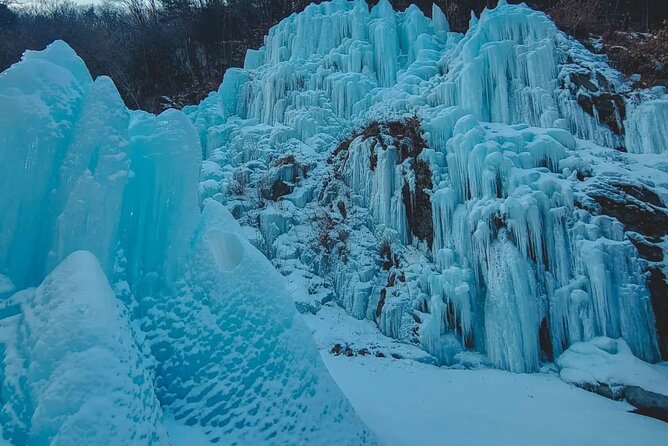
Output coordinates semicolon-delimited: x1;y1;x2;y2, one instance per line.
1;0;668;443
0;41;376;445
185;0;668;373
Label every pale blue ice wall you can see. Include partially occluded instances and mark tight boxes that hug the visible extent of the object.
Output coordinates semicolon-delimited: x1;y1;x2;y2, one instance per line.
0;41;376;445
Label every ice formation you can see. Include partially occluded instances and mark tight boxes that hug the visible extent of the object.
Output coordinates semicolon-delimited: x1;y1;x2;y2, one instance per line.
141;200;375;445
0;41;375;444
0;251;167;445
1;1;668;442
185;0;668;373
625;96;668;154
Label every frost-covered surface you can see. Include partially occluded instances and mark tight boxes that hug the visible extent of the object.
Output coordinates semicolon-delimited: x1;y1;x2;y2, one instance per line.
141;200;376;445
185;0;668;374
0;41;374;445
303;303;439;364
557;337;668;396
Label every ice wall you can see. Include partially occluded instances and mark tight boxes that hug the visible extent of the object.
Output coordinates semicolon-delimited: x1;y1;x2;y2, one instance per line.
335;116;659;372
187;0;638;155
625;96;668;154
186;1;667;373
422;116;659;371
0;41;375;444
0;41;202;291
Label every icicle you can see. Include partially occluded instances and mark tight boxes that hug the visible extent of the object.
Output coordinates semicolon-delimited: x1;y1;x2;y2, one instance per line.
469;11;479;29
432;4;450;37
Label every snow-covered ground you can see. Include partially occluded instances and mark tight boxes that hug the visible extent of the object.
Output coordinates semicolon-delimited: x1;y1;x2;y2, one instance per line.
324;354;668;446
305;306;668;446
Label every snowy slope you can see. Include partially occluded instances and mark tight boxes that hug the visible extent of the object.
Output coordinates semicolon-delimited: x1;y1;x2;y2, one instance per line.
324;354;668;446
306;305;668;445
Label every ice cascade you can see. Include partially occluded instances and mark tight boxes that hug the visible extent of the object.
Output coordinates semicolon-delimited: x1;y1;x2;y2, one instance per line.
185;1;667;373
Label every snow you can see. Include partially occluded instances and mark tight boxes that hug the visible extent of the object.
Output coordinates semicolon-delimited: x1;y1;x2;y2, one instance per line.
303;303;437;363
323;354;668;446
306;300;668;445
557;337;668;396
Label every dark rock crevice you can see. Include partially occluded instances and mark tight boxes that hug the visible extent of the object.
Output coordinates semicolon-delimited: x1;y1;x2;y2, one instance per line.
564;69;627;142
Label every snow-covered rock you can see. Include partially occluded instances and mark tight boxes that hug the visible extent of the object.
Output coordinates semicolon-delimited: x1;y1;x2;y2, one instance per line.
557;337;668;413
557;337;668;396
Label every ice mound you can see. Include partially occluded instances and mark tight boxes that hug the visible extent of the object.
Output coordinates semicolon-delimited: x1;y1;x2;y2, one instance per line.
0;41;375;444
0;251;166;445
141;200;376;445
557;337;668;397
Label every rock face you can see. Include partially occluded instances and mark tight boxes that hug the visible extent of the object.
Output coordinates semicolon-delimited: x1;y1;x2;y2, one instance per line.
586;180;668;358
567;70;626;139
575;384;668;422
626;387;668;419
